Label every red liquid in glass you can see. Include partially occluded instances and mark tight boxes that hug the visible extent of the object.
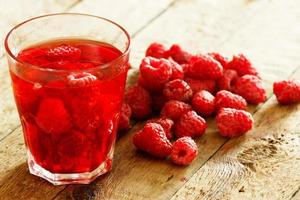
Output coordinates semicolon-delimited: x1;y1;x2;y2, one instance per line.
11;39;128;173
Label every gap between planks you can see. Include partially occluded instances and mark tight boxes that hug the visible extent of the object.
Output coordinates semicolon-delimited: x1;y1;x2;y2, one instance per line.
54;0;297;199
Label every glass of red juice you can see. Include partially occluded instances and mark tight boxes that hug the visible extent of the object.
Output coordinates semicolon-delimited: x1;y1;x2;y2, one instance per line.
4;13;130;185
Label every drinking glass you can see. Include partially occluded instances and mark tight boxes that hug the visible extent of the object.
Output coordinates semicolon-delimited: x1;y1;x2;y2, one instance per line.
5;13;130;185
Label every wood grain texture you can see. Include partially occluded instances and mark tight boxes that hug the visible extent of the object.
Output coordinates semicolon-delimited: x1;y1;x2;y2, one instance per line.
168;1;300;198
171;70;300;200
0;1;176;199
0;0;299;199
0;0;80;58
70;0;174;34
54;0;299;199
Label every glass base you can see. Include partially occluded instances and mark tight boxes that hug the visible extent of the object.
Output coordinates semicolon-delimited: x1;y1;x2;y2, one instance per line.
27;147;114;185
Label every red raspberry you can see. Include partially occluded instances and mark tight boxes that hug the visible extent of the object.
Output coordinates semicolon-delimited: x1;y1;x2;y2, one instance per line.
46;45;81;61
192;90;215;117
169;59;184;80
161;100;192;121
18;47;48;66
215;90;247;111
147;118;174;140
133;123;172;158
234;75;266;104
175;111;207;138
139;57;172;92
186;54;223;80
227;54;259;77
168;44;192;64
145;42;168;58
36;98;71;135
152;94;167;112
71;90;103;132
163;79;193;102
181;64;190;74
273;80;300;104
125;85;152;119
216;108;253;137
208;52;229;69
118;103;132;131
217;69;238;91
57;130;86;158
171;137;198;165
185;78;216;94
67;72;97;87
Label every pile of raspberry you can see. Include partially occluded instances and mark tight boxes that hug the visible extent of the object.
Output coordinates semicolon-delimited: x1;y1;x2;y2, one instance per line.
119;42;300;166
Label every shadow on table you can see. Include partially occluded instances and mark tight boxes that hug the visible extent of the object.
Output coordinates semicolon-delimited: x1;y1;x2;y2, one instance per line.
0;162;64;199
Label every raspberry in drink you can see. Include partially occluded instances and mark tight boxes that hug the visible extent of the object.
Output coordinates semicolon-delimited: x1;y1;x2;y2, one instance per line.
12;39;128;174
5;14;130;185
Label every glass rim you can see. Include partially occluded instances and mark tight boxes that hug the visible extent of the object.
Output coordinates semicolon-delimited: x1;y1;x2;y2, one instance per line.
4;13;131;73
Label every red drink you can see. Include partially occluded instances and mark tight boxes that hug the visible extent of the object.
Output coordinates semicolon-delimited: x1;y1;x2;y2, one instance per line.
11;39;128;175
6;14;130;184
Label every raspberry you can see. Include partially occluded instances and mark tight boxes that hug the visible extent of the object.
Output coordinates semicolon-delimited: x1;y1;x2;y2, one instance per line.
208;52;229;69
71;90;103;132
36;98;71;135
186;54;223;80
18;48;48;66
227;54;259;77
133;123;172;158
46;45;81;61
181;64;190;74
234;75;266;104
118;103;132;131
67;72;97;87
273;80;300;104
125;85;152;119
139;57;172;92
147;118;174;140
192;90;215;117
216;108;253;137
185;78;216;94
163;79;193;102
45;61;93;70
215;90;247;111
169;59;184;80
217;69;238;91
168;44;192;64
161;100;192;121
145;42;168;58
171;137;198;165
175;111;207;138
57;130;86;158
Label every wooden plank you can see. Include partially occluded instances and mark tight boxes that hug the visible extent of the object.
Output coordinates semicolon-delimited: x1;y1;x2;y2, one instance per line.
0;1;299;200
171;70;300;200
0;1;176;199
0;0;175;141
70;0;175;34
169;0;300;198
0;0;80;58
53;0;296;199
0;128;66;200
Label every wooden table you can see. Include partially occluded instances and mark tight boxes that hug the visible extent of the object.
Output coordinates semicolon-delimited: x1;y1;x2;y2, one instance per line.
0;0;299;199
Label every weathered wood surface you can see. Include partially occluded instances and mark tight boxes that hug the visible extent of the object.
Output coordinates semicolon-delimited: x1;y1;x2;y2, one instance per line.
0;0;299;199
